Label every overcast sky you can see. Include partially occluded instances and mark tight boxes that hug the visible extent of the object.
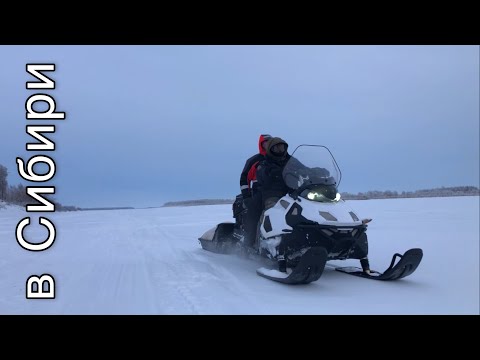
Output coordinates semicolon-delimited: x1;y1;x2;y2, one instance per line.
1;45;478;208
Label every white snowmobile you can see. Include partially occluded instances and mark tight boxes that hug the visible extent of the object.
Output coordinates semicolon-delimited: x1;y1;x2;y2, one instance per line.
199;145;423;284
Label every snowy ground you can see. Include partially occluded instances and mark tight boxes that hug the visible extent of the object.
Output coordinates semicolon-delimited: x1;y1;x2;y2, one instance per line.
0;196;478;315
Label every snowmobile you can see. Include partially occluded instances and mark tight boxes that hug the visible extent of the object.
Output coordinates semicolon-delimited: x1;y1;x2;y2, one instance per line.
199;145;423;285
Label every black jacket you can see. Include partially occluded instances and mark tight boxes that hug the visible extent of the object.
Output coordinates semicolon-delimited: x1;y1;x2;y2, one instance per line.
239;134;272;197
256;154;292;203
240;153;264;196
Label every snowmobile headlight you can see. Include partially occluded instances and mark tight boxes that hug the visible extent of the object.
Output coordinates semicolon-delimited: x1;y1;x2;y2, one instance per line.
302;184;339;203
307;191;317;200
306;191;341;201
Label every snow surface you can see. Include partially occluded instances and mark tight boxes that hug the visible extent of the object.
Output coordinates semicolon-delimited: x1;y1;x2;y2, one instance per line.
0;196;478;314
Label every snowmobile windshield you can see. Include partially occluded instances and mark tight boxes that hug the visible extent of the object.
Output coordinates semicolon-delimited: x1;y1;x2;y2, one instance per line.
282;145;342;200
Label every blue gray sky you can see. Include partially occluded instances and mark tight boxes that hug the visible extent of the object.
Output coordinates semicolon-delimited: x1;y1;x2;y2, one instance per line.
1;45;478;208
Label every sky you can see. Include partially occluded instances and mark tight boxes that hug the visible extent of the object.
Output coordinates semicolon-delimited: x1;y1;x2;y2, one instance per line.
1;45;478;208
1;196;478;314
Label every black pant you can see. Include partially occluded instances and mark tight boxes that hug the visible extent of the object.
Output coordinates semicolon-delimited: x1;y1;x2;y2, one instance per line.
243;192;263;248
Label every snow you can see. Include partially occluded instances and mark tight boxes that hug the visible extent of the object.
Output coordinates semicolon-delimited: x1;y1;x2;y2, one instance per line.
0;196;478;314
257;268;292;279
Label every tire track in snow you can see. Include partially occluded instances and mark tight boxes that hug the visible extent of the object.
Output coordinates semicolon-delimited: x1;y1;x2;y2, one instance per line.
139;224;261;314
135;224;205;314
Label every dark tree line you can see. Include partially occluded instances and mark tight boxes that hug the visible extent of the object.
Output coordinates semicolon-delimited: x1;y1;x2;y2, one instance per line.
2;162;478;210
163;199;233;207
163;186;480;207
0;163;78;211
341;186;480;200
0;165;7;201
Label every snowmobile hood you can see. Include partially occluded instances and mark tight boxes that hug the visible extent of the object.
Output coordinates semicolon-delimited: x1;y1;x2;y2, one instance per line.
258;134;272;156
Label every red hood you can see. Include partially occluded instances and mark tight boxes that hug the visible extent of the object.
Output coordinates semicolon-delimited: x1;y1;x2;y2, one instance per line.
258;134;272;155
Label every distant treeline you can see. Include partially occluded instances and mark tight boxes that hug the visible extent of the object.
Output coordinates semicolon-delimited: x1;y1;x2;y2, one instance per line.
78;207;135;211
0;183;79;211
162;186;480;207
0;164;78;211
1;163;477;210
162;199;234;207
341;186;480;200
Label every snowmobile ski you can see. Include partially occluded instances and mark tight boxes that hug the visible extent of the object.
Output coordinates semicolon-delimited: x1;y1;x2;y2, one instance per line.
256;246;328;284
330;248;423;281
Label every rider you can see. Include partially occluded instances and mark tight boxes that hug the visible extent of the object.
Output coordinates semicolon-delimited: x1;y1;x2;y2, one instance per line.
256;137;292;210
239;134;272;199
239;134;272;249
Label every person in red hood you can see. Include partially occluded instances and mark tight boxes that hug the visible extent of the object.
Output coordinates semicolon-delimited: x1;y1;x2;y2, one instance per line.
239;134;272;249
239;134;272;198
